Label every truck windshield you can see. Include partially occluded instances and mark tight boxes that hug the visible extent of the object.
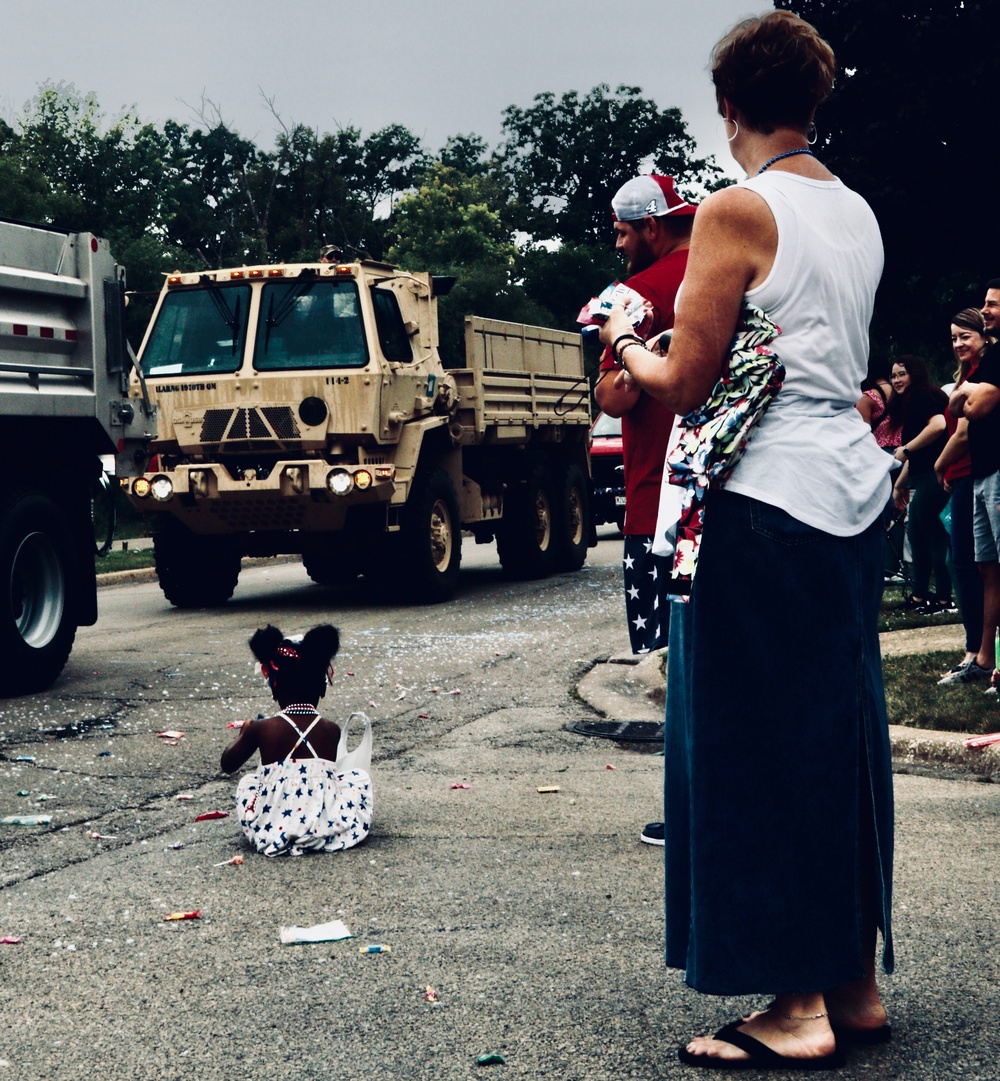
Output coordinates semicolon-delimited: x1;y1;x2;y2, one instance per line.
141;285;250;376
254;279;368;370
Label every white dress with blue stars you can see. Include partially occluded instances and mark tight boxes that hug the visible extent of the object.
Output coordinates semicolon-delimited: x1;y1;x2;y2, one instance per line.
235;712;372;857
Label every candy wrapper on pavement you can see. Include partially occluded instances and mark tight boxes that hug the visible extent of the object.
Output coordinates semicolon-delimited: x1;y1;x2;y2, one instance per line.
659;305;784;597
577;282;655;338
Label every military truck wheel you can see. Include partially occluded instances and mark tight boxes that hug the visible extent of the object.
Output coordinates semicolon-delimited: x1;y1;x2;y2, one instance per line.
552;462;590;572
396;468;461;603
0;491;78;695
498;463;556;579
303;538;360;587
154;521;241;608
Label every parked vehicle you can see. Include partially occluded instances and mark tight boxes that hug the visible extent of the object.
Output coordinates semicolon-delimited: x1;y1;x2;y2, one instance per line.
0;219;150;694
125;258;593;605
589;411;625;532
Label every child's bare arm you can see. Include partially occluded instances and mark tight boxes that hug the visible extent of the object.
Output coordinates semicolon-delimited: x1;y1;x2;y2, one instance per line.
220;719;261;774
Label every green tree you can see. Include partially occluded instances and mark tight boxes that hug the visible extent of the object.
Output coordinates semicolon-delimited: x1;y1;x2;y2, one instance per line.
386;163;550;361
0;118;50;221
261;123;368;262
498;84;720;246
159;118;272;268
1;82;189;341
438;133;491;176
774;0;997;367
355;124;431;219
516;242;622;333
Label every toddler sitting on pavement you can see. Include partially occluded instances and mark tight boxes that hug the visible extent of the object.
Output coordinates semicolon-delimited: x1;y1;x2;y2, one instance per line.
220;623;372;856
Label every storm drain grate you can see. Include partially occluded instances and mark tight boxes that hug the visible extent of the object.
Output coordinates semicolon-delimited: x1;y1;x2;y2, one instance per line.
567;721;664;743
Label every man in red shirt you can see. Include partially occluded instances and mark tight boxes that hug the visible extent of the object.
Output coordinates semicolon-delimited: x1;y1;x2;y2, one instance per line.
594;175;694;847
595;175;695;655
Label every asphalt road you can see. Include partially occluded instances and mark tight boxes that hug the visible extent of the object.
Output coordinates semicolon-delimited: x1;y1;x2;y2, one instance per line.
1;531;999;1080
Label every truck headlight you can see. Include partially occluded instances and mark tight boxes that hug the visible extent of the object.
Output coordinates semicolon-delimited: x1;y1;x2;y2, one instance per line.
132;477;152;498
353;469;373;490
326;469;353;496
150;475;174;501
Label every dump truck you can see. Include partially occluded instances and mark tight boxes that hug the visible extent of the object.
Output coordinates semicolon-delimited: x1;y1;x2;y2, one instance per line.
125;258;593;605
0;219;151;695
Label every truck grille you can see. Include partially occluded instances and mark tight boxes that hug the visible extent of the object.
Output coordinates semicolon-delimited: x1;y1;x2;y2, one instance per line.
200;406;300;446
207;500;306;530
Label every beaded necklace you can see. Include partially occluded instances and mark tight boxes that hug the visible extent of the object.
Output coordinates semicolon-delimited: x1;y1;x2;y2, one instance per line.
756;148;813;175
281;703;319;716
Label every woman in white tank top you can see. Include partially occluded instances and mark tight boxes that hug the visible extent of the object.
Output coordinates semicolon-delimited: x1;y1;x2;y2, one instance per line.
601;11;894;1071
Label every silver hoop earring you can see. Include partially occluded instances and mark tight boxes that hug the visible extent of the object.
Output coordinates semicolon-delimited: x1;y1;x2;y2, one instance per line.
727;118;739;143
807;123;818;146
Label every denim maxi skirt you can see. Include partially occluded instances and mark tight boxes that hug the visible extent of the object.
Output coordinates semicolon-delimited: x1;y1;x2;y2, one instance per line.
664;490;894;995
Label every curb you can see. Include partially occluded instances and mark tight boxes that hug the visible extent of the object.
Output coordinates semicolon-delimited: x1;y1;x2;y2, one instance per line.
579;643;1000;781
97;552;301;589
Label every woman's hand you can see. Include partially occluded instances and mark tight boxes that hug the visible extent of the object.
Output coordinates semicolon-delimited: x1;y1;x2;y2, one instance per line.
892;484;910;513
893;445;908;463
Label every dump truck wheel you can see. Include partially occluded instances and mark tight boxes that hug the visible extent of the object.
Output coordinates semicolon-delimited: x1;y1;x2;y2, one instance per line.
397;468;461;603
552;463;590;572
154;520;241;608
498;463;556;579
0;491;78;695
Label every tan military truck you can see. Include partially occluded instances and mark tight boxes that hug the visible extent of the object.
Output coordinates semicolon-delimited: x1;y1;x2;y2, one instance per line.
125;259;592;606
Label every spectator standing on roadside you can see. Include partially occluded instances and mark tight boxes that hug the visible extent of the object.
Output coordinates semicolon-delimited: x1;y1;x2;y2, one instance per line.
595;175;695;657
858;363;899;448
601;11;893;1068
935;308;990;681
594;174;695;848
889;355;952;613
943;280;1000;684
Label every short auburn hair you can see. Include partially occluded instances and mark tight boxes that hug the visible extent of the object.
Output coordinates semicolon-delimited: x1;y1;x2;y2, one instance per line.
711;10;836;134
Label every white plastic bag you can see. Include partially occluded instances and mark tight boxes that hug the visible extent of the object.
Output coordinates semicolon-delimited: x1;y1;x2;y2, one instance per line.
651;416;684;558
335;711;372;775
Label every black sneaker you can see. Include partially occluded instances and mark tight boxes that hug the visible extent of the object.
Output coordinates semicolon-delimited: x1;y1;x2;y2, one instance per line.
640;822;665;846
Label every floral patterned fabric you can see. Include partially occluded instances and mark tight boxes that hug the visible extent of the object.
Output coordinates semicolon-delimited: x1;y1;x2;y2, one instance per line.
235;714;372;857
662;305;785;597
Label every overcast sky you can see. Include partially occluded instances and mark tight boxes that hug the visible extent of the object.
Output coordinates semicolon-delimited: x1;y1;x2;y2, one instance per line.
2;1;769;186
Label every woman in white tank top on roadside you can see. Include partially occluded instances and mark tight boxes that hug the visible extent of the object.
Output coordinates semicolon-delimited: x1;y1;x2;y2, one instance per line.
601;10;894;1070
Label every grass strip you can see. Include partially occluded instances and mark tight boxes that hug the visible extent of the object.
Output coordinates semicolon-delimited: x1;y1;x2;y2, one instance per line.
96;549;156;574
883;650;999;734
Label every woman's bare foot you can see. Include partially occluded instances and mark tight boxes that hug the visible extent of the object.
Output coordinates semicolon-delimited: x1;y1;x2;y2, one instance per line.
683;1000;837;1065
825;977;888;1036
